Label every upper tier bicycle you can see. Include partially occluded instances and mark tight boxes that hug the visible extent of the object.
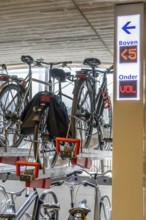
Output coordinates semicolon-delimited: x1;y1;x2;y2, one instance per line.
0;56;73;169
71;58;113;150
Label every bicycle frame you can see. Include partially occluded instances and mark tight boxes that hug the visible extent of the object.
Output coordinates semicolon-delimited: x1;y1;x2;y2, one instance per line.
88;67;112;119
13;188;39;220
0;187;39;220
12;64;51;114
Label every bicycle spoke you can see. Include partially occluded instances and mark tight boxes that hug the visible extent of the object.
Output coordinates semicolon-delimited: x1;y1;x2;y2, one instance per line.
34;108;58;169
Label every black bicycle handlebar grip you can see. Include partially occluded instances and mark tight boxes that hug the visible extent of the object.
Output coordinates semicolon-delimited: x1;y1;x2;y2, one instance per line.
83;181;95;188
2;172;11;182
108;64;114;72
21;55;34;65
66;170;83;177
51;180;64;186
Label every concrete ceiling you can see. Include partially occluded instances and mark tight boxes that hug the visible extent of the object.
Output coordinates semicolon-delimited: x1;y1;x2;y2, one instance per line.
0;0;145;66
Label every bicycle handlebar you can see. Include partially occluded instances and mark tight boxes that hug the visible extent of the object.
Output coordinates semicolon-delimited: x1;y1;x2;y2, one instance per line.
82;181;96;188
66;170;83;177
107;64;114;72
96;64;114;74
41;60;72;67
51;180;64;187
6;187;28;197
66;169;112;180
21;55;72;69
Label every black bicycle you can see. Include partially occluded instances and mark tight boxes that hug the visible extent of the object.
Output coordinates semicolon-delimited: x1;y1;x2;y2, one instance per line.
71;58;113;150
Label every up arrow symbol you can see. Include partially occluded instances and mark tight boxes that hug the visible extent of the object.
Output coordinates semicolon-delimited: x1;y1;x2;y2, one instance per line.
122;21;136;34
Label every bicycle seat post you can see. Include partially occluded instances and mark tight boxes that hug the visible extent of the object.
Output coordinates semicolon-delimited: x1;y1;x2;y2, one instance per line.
49;63;53;92
28;63;33;100
10;193;16;213
70;185;74;208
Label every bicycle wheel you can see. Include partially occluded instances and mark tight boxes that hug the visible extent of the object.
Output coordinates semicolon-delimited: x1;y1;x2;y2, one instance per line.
71;79;94;149
98;103;112;151
38;190;59;220
0;83;27;148
99;195;111;220
33;108;58;169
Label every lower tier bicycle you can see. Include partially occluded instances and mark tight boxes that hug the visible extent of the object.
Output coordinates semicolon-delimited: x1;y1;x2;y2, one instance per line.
0;175;63;220
63;169;112;220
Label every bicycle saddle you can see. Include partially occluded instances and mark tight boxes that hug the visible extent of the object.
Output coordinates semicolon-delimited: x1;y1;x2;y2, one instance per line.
21;55;34;65
69;207;91;216
83;58;101;68
41;202;60;211
50;68;71;82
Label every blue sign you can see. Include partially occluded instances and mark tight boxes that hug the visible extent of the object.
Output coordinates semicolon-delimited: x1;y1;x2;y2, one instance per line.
122;21;136;34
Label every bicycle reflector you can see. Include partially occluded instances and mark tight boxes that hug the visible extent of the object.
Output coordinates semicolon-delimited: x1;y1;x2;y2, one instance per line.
16;161;40;182
56;137;80;161
0;75;9;81
39;95;51;103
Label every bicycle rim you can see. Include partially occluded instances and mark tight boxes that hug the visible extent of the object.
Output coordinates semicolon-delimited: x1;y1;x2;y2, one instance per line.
33;108;58;169
71;79;93;149
38;190;59;220
98;103;112;151
99;195;111;220
0;84;26;148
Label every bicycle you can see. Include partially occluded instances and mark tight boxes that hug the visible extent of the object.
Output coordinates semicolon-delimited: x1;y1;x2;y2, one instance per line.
0;64;26;148
0;173;63;220
0;55;74;169
71;58;113;150
62;169;112;220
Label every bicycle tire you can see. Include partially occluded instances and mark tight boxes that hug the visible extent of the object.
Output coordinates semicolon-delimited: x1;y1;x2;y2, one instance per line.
0;83;27;148
71;79;94;149
98;102;112;151
38;190;59;220
33;107;58;169
99;195;112;220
